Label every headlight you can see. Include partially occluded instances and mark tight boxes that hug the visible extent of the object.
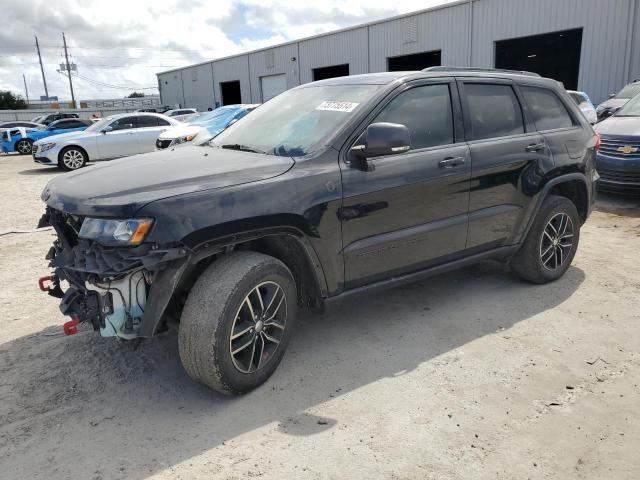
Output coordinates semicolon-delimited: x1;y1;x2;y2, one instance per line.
173;134;195;145
40;142;56;152
79;218;154;246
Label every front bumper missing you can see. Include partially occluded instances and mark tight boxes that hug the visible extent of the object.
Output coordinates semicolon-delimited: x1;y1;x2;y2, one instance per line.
39;208;191;339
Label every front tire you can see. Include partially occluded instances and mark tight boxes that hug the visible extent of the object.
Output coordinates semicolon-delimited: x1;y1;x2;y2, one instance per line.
511;195;581;284
179;252;297;395
15;139;33;155
59;146;87;171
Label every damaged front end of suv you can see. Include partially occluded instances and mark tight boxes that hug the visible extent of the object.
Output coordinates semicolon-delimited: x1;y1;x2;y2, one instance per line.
38;207;190;339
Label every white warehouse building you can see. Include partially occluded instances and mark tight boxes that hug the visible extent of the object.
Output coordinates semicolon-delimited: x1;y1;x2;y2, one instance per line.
157;0;640;111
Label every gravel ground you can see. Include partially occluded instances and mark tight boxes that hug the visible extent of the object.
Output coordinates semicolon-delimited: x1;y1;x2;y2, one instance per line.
1;153;639;480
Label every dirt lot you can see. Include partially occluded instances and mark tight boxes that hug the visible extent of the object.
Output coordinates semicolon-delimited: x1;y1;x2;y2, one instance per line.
1;153;639;480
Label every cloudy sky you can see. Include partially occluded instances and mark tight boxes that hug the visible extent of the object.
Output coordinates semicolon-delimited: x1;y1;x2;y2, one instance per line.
0;0;457;101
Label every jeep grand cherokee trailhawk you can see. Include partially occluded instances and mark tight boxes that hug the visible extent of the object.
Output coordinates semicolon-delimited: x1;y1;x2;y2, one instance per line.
38;68;599;395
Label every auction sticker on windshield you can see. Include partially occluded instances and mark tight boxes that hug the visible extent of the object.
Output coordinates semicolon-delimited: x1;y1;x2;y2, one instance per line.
316;101;360;112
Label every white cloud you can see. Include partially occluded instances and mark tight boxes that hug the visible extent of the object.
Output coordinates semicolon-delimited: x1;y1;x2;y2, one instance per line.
0;0;457;101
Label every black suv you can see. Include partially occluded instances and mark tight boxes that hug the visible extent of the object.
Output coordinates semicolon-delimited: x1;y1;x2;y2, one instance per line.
38;68;599;395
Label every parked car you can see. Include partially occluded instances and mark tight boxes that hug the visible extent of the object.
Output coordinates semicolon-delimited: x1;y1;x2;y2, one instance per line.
596;79;640;121
164;108;197;117
38;68;597;395
32;112;180;170
156;104;259;149
35;113;80;126
594;93;640;194
567;90;597;124
1;118;92;155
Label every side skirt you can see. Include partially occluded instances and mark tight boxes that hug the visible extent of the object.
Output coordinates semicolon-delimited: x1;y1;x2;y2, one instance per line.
323;244;519;310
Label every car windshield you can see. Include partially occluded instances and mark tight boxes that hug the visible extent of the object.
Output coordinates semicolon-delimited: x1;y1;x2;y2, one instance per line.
615;94;640;116
615;82;640;99
85;117;114;132
211;84;381;156
188;107;243;127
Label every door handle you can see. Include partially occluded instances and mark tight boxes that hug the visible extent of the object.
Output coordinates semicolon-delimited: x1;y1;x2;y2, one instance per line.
525;142;546;152
439;156;466;168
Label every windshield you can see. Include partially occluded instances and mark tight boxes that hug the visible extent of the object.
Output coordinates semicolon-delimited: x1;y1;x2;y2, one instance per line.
188;107;243;127
616;83;640;99
211;84;381;156
85;117;114;132
615;94;640;116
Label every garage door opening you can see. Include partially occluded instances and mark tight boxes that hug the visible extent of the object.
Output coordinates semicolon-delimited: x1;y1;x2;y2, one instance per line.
260;74;287;102
312;64;349;81
387;50;441;71
495;28;583;90
220;80;241;105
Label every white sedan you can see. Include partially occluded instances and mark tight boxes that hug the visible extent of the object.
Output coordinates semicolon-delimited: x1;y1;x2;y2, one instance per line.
32;112;181;170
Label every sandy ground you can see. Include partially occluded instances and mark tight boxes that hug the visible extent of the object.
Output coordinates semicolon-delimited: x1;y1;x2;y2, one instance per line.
0;153;639;480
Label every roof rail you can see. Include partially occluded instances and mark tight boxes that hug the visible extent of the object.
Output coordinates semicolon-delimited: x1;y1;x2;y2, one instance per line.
422;66;541;78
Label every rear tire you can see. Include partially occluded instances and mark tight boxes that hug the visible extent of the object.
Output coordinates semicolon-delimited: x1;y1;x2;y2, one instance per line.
58;146;87;171
511;195;580;284
179;252;297;395
15;139;33;155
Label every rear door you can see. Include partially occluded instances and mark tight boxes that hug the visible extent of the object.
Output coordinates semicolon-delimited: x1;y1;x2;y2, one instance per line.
459;79;553;250
340;79;471;288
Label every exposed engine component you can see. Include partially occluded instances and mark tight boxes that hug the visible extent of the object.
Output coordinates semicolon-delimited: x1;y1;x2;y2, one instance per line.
85;270;147;339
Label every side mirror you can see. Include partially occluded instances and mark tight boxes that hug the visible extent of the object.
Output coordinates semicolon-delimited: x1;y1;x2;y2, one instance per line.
352;122;411;158
609;93;616;98
101;126;113;134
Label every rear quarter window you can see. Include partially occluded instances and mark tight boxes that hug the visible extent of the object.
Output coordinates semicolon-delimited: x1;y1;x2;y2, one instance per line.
521;86;575;131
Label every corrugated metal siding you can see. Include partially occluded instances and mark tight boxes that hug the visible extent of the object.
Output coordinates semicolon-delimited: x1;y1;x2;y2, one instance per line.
248;44;300;103
369;3;471;71
158;71;184;108
471;0;632;104
298;27;368;84
180;63;215;111
212;56;252;105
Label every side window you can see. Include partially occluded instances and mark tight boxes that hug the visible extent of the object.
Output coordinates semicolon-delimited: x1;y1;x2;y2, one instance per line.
372;84;454;150
110;117;137;131
137;116;160;128
53;120;71;129
66;120;86;128
156;118;171;126
521;86;575;131
464;83;525;140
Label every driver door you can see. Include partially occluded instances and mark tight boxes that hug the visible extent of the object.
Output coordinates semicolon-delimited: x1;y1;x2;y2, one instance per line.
96;116;141;159
339;80;471;288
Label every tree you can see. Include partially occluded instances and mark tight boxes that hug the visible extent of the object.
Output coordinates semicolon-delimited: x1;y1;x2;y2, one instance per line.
0;90;28;109
127;92;145;98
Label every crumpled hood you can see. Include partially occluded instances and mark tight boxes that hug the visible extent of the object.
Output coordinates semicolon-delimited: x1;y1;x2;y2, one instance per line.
42;146;294;217
158;124;205;140
596;98;627;112
595;116;640;137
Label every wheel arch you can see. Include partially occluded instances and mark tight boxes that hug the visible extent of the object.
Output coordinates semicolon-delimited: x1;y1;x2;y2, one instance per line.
139;226;328;338
58;144;90;164
517;172;590;245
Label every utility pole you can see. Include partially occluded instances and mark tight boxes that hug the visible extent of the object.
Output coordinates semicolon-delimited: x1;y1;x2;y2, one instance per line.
35;36;49;100
22;73;29;104
62;32;76;107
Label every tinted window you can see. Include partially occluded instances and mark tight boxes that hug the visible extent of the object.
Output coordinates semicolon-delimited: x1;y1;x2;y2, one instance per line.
157;117;171;126
110;117;137;130
137;116;161;127
521;86;574;130
464;83;524;140
15;122;36;127
373;84;454;150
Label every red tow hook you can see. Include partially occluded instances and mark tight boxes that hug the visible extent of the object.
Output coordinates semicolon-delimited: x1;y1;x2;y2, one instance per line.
38;275;54;292
63;316;80;336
